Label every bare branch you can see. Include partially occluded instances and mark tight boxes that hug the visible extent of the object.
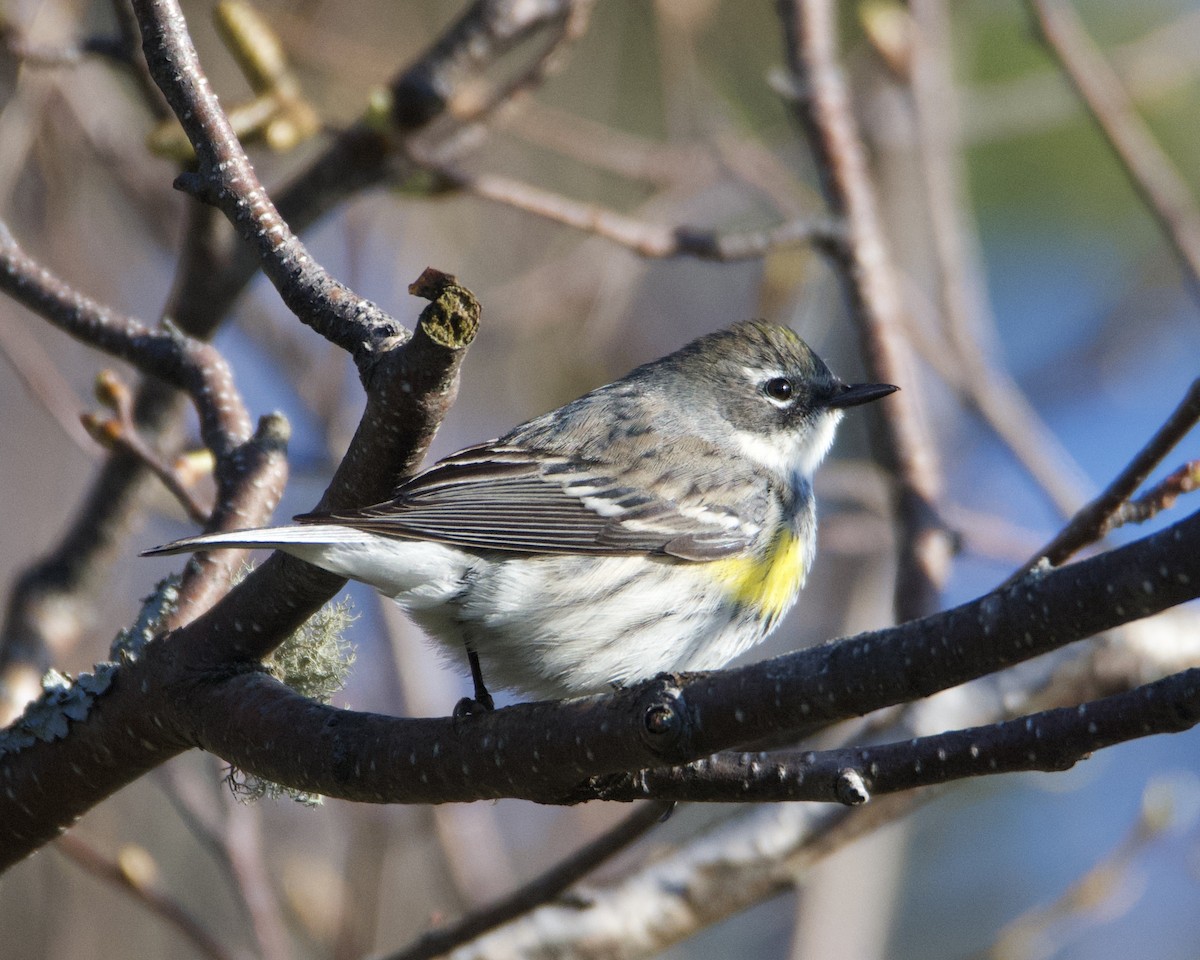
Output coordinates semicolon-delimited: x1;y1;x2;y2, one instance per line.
985;787;1167;959
333;813;390;960
1115;459;1200;528
224;802;291;960
438;167;841;260
905;0;1090;520
444;794;921;960
81;370;212;524
129;0;397;363
596;666;1200;802
0;223;286;674
387;0;594;131
504;102;719;186
965;8;1200;144
4;498;1193;869
443;609;1200;959
155;761;290;960
0;222;251;457
1018;378;1200;578
2;0;522;709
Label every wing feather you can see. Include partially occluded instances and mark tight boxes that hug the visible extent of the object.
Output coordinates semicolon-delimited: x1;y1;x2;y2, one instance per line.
297;441;760;560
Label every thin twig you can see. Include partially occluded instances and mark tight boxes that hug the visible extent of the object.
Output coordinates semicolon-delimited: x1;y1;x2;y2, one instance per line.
82;371;212;524
896;271;1090;518
1015;378;1200;579
154;763;232;871
1029;0;1200;301
155;760;291;960
0;222;284;621
386;0;593;131
1115;459;1200;528
440;0;595;128
381;801;672;960
55;833;235;960
0;0;562;686
438;166;841;260
333;813;390;960
975;796;1162;960
0;221;280;685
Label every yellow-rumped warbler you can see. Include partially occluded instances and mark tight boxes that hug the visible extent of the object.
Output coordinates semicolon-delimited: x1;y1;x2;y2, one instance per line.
146;320;896;709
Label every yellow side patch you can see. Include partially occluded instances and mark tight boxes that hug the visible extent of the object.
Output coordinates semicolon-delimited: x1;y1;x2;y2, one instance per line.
708;530;806;622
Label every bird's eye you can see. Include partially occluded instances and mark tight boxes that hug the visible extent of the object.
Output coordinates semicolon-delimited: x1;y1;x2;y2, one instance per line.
764;377;794;402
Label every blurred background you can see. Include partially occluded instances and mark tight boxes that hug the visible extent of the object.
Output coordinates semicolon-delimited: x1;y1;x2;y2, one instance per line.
1;0;1199;957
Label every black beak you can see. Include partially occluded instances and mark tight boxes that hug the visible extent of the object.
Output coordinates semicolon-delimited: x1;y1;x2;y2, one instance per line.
826;381;899;409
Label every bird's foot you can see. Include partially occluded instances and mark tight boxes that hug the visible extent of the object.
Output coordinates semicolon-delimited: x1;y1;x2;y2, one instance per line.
453;692;495;719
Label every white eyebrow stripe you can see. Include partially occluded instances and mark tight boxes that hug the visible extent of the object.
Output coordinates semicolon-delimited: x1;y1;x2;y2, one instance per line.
743;365;788;382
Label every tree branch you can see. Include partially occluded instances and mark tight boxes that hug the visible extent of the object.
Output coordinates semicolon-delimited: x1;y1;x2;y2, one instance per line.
189;505;1198;804
0;269;477;865
591;666;1200;802
130;0;397;364
2;479;1191;866
433;166;842;260
1017;377;1200;578
0;223;251;455
0;223;289;626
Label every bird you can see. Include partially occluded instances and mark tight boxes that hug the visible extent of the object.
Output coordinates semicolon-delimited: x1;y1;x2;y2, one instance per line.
145;320;897;711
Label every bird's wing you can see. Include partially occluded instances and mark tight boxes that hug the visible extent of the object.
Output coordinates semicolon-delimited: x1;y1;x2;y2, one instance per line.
296;442;762;560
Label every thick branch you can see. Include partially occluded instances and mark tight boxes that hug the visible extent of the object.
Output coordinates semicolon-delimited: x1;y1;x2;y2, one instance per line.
593;666;1200;802
20;504;1167;838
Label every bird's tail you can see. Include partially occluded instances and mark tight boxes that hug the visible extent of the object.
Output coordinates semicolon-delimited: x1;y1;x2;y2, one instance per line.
142;523;379;557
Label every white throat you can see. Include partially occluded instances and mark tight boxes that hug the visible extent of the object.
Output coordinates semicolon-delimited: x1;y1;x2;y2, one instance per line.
730;409;843;483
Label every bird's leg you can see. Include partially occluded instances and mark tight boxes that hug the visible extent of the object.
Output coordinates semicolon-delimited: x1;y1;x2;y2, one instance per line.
467;649;495;709
453;647;495;717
